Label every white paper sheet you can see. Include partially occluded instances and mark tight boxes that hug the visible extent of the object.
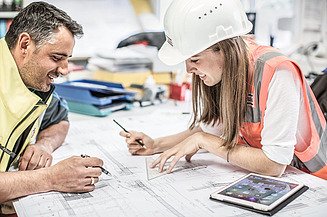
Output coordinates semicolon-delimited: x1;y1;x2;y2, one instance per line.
13;102;327;217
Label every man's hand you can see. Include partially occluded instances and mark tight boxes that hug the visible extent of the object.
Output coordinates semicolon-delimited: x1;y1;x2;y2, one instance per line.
48;156;103;192
0;156;104;203
19;143;53;170
19;120;69;171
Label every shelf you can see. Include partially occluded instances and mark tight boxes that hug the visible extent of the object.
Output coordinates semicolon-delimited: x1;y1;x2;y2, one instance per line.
0;11;19;19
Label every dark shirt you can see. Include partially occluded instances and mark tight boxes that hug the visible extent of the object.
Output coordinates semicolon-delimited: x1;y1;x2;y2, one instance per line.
7;87;69;170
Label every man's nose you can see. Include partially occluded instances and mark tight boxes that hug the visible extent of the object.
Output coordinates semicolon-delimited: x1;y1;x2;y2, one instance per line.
57;60;69;76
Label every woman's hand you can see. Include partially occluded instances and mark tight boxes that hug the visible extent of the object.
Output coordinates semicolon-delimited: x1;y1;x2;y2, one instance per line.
150;132;203;173
119;130;156;155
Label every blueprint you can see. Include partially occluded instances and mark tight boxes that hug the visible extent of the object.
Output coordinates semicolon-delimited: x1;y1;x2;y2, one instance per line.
13;103;327;217
146;156;207;180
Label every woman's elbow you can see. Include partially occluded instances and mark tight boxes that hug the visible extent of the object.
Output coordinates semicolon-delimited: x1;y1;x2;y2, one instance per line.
263;163;287;177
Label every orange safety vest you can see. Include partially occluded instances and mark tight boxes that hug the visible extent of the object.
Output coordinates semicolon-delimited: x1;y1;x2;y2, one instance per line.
240;46;327;180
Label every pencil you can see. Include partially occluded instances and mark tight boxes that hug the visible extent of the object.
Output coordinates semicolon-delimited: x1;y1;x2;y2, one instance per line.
80;154;111;176
113;119;145;147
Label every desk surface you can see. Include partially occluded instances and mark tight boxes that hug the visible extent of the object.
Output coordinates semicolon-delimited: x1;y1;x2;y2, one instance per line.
14;101;327;217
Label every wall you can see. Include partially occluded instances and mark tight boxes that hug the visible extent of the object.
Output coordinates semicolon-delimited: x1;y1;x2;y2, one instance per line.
25;0;142;57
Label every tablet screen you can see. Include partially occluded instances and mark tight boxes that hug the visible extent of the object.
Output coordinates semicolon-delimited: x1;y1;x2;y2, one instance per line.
218;174;299;206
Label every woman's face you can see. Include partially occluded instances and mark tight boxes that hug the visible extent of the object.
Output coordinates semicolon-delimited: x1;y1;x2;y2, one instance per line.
185;49;224;86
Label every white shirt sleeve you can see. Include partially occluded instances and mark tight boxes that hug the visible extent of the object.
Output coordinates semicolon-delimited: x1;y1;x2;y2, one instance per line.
261;69;301;165
200;68;306;165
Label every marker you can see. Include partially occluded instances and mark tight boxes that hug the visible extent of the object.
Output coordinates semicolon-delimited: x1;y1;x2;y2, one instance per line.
80;154;111;176
113;119;145;147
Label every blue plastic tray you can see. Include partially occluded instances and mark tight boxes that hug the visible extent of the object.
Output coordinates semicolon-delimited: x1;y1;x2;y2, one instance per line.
54;79;135;106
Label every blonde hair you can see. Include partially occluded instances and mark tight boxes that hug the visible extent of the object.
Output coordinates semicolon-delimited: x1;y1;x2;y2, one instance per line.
190;36;249;149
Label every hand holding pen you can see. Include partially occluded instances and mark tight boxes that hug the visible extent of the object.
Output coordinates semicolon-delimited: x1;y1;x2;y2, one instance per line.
81;154;111;176
114;119;156;155
113;119;145;147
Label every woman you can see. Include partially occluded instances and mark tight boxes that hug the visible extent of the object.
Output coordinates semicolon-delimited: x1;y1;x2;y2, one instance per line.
119;0;327;179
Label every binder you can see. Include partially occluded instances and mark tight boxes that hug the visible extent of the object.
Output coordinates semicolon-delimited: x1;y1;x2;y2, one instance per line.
66;101;133;117
54;79;135;116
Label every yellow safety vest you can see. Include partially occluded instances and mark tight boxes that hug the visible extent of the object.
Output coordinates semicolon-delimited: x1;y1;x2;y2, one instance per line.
0;38;50;172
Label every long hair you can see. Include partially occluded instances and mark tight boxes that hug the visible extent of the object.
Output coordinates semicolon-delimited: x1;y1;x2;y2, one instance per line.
190;36;249;150
5;1;83;49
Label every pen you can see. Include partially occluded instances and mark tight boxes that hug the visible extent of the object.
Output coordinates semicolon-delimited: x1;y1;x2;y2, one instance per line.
0;144;16;158
113;119;145;147
80;154;111;176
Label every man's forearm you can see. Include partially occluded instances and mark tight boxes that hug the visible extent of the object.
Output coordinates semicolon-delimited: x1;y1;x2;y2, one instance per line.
36;120;69;153
0;169;52;203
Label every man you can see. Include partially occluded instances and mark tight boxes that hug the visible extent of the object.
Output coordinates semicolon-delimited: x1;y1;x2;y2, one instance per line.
0;2;103;214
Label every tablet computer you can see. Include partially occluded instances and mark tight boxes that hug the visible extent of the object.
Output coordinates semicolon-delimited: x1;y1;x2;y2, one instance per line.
210;173;305;212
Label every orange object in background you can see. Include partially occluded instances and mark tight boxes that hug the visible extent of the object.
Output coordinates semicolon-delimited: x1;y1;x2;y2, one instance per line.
169;82;191;101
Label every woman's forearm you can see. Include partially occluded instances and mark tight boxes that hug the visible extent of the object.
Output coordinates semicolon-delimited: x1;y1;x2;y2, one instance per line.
198;132;287;177
154;127;202;153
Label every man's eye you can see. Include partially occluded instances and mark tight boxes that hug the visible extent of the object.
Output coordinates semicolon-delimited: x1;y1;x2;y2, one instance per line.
190;59;199;63
52;56;61;61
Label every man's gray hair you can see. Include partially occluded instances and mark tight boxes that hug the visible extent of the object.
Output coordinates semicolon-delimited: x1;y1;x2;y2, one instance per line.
5;1;83;49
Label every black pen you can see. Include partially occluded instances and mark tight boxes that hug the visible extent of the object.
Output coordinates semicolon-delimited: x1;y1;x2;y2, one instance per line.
113;119;145;147
80;154;111;176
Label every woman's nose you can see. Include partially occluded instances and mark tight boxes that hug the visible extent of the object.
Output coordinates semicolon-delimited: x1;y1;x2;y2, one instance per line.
186;60;196;74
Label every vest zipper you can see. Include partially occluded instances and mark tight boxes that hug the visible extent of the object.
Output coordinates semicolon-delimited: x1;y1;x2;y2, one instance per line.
0;100;43;160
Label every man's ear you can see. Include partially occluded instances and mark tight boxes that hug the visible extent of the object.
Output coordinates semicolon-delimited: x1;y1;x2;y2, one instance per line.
17;32;32;56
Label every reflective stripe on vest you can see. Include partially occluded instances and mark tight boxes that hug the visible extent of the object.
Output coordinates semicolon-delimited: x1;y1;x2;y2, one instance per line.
303;82;327;173
244;51;327;179
245;52;283;123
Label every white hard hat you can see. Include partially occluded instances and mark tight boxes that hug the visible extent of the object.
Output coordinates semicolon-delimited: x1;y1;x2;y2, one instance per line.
158;0;253;65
